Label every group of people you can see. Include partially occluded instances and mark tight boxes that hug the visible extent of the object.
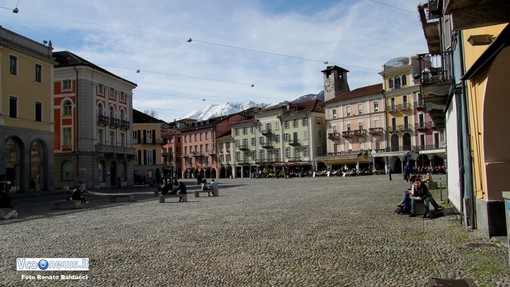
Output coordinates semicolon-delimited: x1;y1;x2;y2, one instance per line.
395;174;443;218
160;178;187;196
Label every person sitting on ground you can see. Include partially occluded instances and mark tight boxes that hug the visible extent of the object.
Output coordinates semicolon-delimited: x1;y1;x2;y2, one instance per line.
416;174;442;211
0;187;18;219
70;185;88;204
409;178;442;218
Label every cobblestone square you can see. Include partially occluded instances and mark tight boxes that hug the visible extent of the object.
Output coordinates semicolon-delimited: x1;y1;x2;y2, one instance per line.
1;175;509;286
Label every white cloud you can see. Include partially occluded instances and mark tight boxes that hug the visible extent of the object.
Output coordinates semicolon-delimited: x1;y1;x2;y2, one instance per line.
1;0;427;121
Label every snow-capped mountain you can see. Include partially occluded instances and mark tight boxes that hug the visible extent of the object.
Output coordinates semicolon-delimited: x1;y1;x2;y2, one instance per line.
183;101;270;120
183;92;324;120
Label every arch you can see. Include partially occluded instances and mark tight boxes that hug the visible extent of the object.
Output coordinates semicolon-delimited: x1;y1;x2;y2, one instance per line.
483;46;510;200
388;78;394;89
109;105;115;118
394;75;401;89
401;74;407;86
97;102;104;116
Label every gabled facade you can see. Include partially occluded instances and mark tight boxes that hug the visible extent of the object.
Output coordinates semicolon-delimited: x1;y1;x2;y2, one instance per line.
322;83;386;171
132;109;166;184
161;119;195;179
53;51;137;189
0;26;56;192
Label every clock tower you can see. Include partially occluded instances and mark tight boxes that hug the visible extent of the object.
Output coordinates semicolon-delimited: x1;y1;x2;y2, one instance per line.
321;66;350;102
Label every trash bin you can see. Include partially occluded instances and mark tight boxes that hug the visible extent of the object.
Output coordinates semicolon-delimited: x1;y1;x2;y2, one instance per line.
502;191;510;266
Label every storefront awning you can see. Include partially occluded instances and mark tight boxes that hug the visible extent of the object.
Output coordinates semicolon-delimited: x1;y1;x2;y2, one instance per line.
319;155;370;165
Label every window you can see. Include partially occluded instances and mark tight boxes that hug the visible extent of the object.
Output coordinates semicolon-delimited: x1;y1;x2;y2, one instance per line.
120;133;125;147
394;76;401;89
62;80;72;90
251;138;256;145
346;106;351;116
402;75;407;86
9;96;17;118
286;147;291;157
374;101;379;112
284;121;289;128
332;109;337;119
200;133;203;140
35;64;42;82
110;131;115;145
63;127;72;146
303;146;308;157
358;121;363;130
275;135;280;143
358;103;363;115
9;55;17;76
317;146;323;156
63;100;72;116
120;92;126;102
346;123;351;131
243;127;247;135
293;119;298;128
302;118;307;126
317;117;322;124
35;102;42;122
99;129;104;144
120;109;126;121
374;119;380;128
235;128;239;136
303;130;308;139
388;78;393;89
98;103;104;116
98;84;104;94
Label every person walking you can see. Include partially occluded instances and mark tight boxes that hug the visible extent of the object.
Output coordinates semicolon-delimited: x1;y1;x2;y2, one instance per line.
387;166;392;181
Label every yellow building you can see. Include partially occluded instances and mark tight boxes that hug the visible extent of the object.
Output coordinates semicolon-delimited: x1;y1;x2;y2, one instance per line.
0;26;56;192
132;109;166;185
461;23;510;235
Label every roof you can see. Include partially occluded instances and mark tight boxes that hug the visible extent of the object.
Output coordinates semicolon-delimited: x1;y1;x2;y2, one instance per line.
258;99;324;116
324;83;384;104
132;109;166;124
321;65;349;73
53;51;137;87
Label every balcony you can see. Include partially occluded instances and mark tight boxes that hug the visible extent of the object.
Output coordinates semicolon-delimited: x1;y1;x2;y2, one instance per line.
416;51;454;129
261;129;273;136
384;145;416;152
387;105;398;113
387;126;399;133
353;129;367;137
398;125;413;132
238;144;250;151
342;130;354;138
120;120;130;131
95;144;136;156
414;99;426;110
328;132;341;141
368;127;384;135
444;0;510;31
398;102;413;111
97;115;109;127
415;143;446;151
192;151;203;157
109;118;120;129
287;139;300;146
261;141;274;149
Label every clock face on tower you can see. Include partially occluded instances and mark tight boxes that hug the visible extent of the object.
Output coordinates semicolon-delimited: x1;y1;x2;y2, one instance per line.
324;78;334;93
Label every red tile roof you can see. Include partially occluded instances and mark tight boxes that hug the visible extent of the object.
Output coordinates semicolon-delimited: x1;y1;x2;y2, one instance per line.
325;83;383;104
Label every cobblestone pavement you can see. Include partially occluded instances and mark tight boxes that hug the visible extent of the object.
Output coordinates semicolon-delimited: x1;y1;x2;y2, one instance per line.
1;175;510;287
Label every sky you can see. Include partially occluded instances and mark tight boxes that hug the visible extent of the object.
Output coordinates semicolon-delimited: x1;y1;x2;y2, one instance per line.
0;0;428;122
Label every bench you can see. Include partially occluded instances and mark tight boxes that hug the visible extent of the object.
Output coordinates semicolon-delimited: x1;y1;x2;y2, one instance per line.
427;181;438;189
159;193;187;203
110;193;135;202
194;189;218;197
52;200;82;210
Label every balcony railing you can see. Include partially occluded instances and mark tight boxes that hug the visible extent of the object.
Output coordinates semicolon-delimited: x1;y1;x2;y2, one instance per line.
95;144;136;155
353;129;367;137
368;127;384;135
97;115;109;126
328;132;341;140
261;129;273;136
415;143;446;151
414;99;426;110
238;144;250;151
262;141;274;149
287;139;300;146
387;105;398;113
342;130;354;138
109;118;120;128
398;125;412;132
384;145;416;152
120;120;130;130
287;157;301;162
387;126;399;133
192;151;203;157
398;102;412;111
